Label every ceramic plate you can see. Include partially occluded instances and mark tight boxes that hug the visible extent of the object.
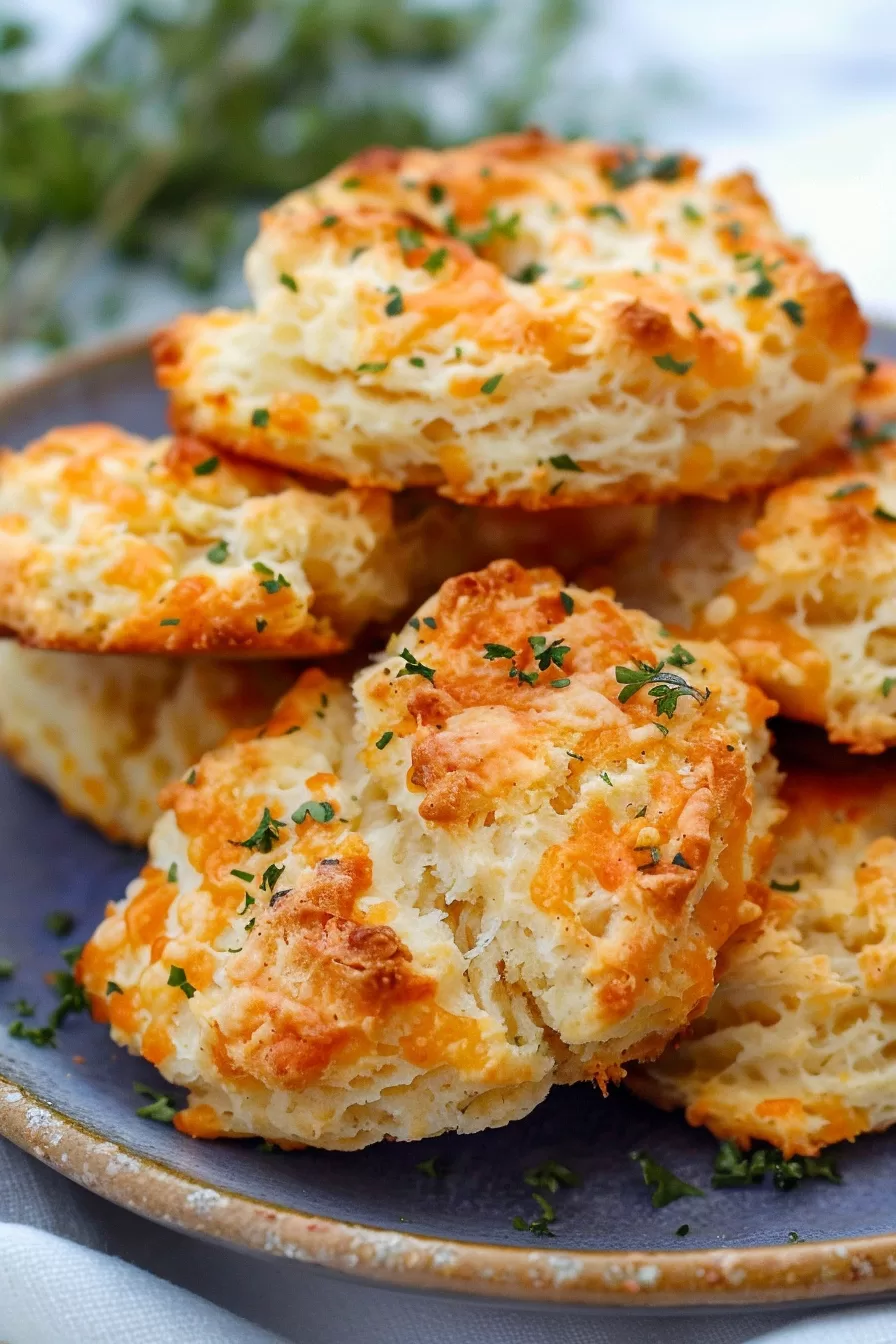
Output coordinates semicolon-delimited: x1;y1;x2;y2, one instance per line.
2;333;896;1310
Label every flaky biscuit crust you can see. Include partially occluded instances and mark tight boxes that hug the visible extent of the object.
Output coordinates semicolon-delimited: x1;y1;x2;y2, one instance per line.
154;131;864;507
0;424;415;655
631;770;896;1157
79;562;779;1149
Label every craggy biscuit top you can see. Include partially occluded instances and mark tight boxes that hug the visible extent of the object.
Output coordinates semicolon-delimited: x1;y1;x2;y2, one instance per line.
154;131;865;507
0;423;416;655
79;562;780;1149
631;769;896;1157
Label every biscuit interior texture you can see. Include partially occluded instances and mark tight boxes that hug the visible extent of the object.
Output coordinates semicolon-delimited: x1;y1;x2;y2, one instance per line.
0;644;296;845
79;562;779;1149
629;767;896;1157
0;424;417;655
153;132;865;508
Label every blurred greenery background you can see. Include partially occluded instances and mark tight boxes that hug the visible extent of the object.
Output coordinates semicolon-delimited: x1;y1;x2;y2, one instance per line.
0;0;690;375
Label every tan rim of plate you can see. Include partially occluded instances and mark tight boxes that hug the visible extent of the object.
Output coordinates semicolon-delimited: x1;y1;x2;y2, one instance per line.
2;336;896;1308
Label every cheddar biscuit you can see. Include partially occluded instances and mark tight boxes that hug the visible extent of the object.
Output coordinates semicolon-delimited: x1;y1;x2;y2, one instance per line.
0;645;295;844
154;131;864;507
79;562;780;1149
0;424;418;655
630;769;896;1157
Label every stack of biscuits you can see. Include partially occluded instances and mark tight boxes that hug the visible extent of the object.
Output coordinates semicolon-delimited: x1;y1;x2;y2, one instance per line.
1;131;893;1156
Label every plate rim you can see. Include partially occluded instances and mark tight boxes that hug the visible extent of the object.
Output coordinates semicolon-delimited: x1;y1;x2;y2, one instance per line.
3;333;896;1309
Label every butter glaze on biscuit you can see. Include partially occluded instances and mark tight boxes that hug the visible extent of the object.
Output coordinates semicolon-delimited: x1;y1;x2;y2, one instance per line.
79;562;780;1148
155;131;864;507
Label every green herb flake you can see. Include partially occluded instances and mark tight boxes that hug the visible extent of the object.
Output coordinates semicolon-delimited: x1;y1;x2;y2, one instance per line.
106;981;123;996
237;893;255;916
423;247;448;275
321;214;339;228
528;634;570;671
863;359;879;377
672;852;691;869
375;731;394;750
711;1140;840;1191
0;959;14;980
828;481;869;500
159;617;180;626
559;591;574;615
587;203;626;223
599;771;613;787
513;262;546;284
9;1021;55;1047
206;539;229;564
166;863;178;883
607;148;683;191
770;878;801;893
513;1191;556;1237
567;751;584;761
780;299;804;326
167;965;195;998
260;573;290;594
481;373;504;395
615;660;710;718
292;800;336;825
255;617;267;633
252;560;274;577
13;998;35;1016
186;769;197;786
396;647;436;682
134;1081;178;1124
416;1156;447;1178
667;643;696;668
397;226;424;253
635;805;647;818
565;277;587;290
193;455;219;475
549;453;582;472
260;862;285;892
422;616;437;629
408;617;420;631
357;361;389;373
883;677;896;698
874;505;896;523
551;677;571;688
630;1150;704;1208
653;353;694;376
524;1160;580;1193
409;356;425;367
44;910;75;937
341;176;361;190
427;183;445;204
384;285;404;316
687;309;705;331
235;807;287;853
251;408;270;428
676;1224;690;1237
681;202;703;223
788;1231;803;1243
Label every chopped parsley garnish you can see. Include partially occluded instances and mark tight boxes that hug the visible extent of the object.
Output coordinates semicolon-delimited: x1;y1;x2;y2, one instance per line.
630;1150;705;1208
676;1224;690;1237
375;731;394;750
384;285;404;316
43;910;74;937
550;678;570;689
167;965;195;998
410;356;425;367
9;1021;55;1047
13;998;35;1016
416;1156;448;1178
599;771;613;786
635;805;647;818
712;1140;840;1191
186;769;197;786
863;358;879;377
423;247;447;275
408;616;420;630
255;617;268;633
321;213;338;227
237;893;255;916
873;505;896;523
357;361;388;373
549;453;582;472
788;1231;803;1243
278;272;298;291
396;647;436;682
160;618;180;626
451;206;520;250
235;807;287;853
427;183;445;204
681;202;703;223
134;1081;178;1124
206;539;229;564
687;309;705;331
528;634;570;671
106;981;123;996
883;677;896;699
166;863;178;883
667;643;696;668
510;666;539;686
524;1160;580;1193
260;573;290;594
587;203;626;223
828;481;869;500
672;852;691;869
253;560;274;576
606;148;683;191
653;722;669;736
770;879;800;892
513;1192;556;1237
780;299;804;326
615;660;709;718
260;863;285;892
480;373;503;395
567;751;584;762
397;226;424;253
653;353;694;376
514;262;546;284
422;616;437;629
292;800;336;825
251;407;270;428
559;591;574;615
193;455;219;475
0;958;14;979
342;176;361;189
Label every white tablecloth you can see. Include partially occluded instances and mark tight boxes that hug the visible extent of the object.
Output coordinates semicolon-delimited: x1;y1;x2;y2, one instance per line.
2;1136;895;1344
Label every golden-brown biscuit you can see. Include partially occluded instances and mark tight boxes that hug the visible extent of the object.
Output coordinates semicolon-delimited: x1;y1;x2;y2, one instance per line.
0;425;419;655
0;644;295;844
154;131;865;508
629;768;896;1157
78;561;780;1149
